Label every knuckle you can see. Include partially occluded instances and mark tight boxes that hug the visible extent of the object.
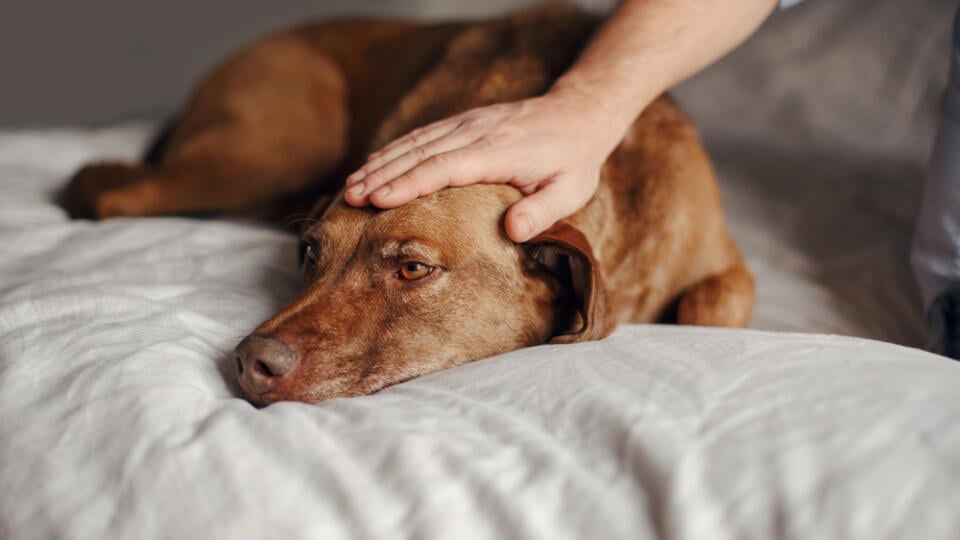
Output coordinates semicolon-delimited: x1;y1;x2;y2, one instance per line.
425;153;452;170
474;134;498;149
485;129;519;147
407;127;430;146
364;169;387;186
411;144;430;162
459;114;485;130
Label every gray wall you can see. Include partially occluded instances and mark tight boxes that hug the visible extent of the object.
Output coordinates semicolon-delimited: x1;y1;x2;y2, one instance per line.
2;0;616;127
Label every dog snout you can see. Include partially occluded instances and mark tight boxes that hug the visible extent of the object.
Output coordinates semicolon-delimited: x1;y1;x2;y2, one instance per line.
235;335;300;394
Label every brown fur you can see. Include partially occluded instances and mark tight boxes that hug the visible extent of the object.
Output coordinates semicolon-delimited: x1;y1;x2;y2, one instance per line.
61;4;755;405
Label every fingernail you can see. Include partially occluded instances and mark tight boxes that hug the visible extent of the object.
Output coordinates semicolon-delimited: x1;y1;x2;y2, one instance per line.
347;171;365;185
373;185;392;198
347;182;365;195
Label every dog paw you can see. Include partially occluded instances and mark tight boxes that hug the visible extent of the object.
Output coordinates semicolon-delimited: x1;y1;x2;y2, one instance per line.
58;162;151;219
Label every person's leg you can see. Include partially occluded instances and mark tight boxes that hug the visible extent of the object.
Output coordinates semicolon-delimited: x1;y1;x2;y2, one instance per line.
910;7;960;360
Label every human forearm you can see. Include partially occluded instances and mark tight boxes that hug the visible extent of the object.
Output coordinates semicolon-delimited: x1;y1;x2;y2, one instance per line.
549;0;778;149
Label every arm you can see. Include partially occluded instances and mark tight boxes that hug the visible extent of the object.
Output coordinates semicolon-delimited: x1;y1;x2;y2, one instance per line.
345;0;778;242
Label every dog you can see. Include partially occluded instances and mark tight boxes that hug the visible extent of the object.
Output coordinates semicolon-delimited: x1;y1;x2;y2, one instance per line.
61;4;755;405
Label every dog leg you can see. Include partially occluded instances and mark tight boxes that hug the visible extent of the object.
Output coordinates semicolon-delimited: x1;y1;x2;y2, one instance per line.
676;260;755;328
59;162;154;219
76;126;344;220
62;33;350;221
60;135;333;220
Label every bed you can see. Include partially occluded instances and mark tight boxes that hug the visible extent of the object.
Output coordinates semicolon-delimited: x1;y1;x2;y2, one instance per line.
2;0;959;538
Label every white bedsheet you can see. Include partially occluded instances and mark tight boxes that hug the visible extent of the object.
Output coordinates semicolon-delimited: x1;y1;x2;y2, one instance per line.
1;120;959;540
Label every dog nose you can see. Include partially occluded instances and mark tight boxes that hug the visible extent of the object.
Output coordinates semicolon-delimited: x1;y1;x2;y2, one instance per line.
235;335;300;394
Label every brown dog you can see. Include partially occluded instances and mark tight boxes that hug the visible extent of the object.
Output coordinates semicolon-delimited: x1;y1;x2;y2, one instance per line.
62;4;754;405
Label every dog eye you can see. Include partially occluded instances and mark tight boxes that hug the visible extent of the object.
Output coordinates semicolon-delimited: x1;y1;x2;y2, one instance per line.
299;239;319;265
398;262;432;280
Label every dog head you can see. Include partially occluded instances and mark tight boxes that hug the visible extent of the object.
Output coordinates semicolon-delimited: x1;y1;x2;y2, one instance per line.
235;184;614;405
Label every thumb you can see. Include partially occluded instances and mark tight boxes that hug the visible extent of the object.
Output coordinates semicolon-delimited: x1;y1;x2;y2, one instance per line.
505;180;588;243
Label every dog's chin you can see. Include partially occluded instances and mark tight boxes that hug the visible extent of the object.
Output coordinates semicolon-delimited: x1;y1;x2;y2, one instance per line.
239;377;404;407
242;387;355;407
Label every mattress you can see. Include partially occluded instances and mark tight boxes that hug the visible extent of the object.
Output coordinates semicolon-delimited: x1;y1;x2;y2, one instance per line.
2;0;960;537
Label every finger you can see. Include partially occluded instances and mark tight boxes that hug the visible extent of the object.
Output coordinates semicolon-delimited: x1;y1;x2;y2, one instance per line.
367;149;486;208
354;130;479;202
504;180;589;242
347;119;460;185
371;120;456;162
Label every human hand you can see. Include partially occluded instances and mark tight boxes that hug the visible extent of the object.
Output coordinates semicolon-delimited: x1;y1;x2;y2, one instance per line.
344;93;619;242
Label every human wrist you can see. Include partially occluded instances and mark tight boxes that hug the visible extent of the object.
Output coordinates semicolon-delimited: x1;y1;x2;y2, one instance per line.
543;77;652;157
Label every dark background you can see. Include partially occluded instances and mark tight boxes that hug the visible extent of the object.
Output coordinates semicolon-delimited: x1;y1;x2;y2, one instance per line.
1;0;615;126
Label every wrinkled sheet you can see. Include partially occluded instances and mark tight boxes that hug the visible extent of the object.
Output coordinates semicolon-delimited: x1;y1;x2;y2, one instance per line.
3;0;960;537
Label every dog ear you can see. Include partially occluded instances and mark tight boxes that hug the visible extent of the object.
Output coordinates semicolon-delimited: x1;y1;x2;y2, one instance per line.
524;222;616;344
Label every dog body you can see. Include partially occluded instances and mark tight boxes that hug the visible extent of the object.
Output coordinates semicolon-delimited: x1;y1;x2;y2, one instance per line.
63;5;754;404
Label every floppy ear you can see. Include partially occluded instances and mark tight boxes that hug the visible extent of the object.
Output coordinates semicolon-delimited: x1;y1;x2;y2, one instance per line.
524;222;616;344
